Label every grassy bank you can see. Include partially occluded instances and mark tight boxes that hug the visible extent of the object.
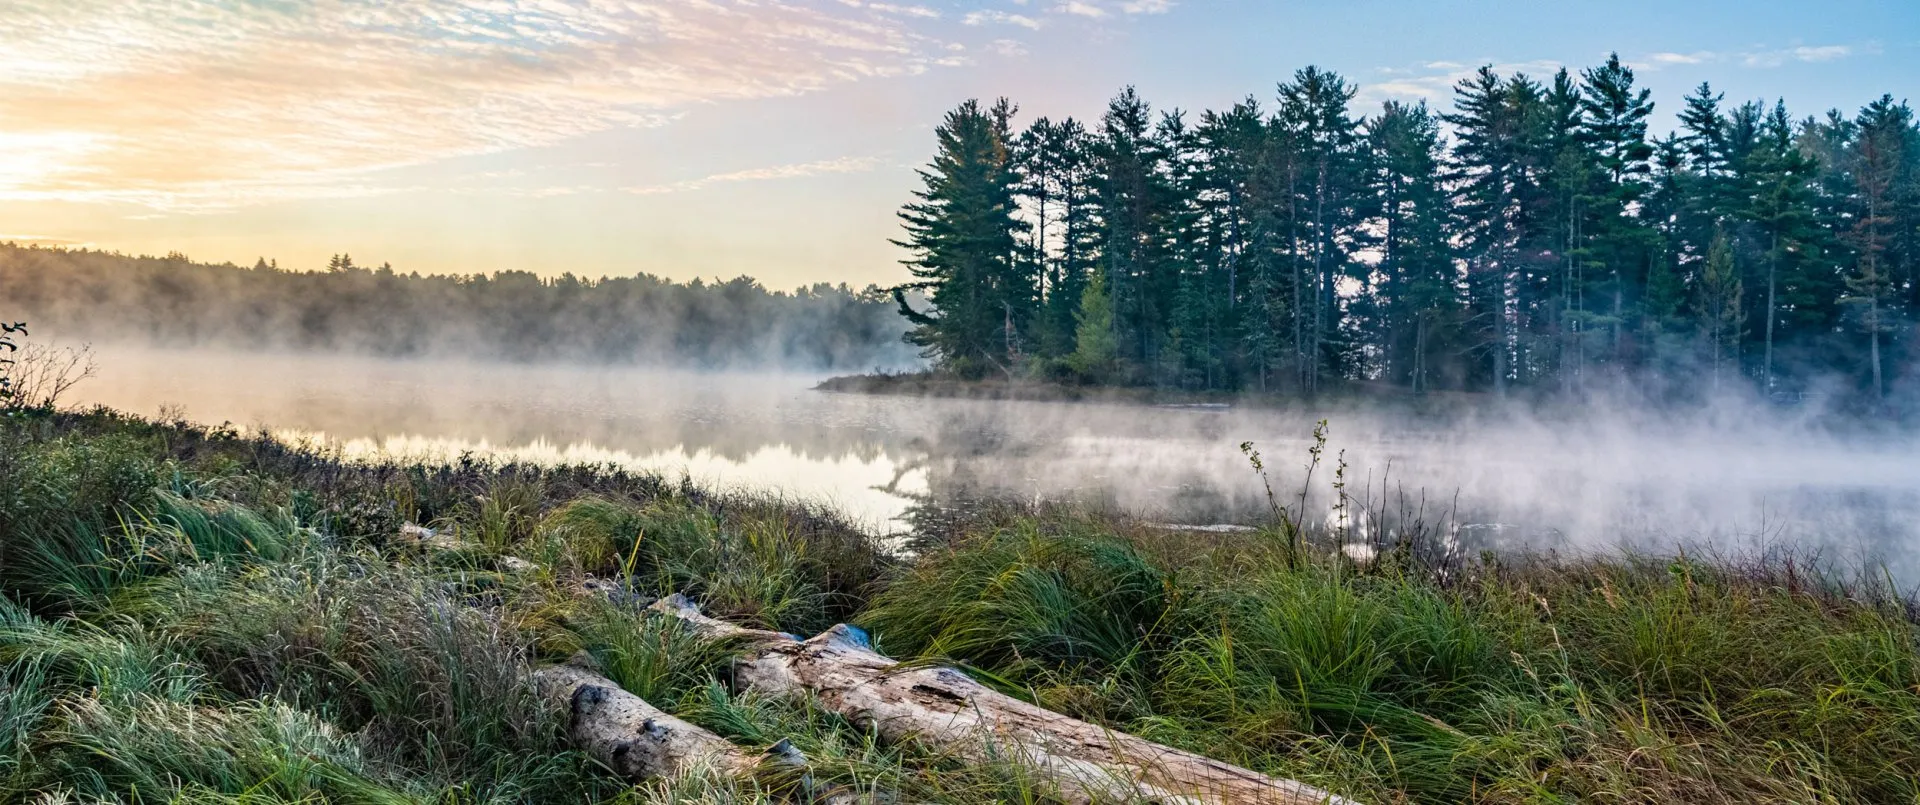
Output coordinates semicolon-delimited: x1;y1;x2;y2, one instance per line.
3;408;1918;803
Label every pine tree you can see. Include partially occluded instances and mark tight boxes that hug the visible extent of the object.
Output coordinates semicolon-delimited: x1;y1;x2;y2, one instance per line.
1742;100;1822;391
1276;66;1364;393
1017;116;1100;358
1366;100;1456;390
1091;87;1178;376
892;99;1032;377
1696;227;1744;388
1192;99;1269;388
1069;267;1118;380
1578;53;1657;376
1842;96;1911;401
1679;82;1730;183
1445;67;1545;393
1539;69;1599;392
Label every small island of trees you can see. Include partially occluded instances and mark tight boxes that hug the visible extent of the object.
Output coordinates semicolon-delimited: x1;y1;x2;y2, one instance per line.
890;55;1918;411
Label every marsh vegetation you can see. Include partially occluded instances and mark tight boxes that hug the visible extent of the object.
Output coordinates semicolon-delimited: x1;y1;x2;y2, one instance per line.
3;406;1920;803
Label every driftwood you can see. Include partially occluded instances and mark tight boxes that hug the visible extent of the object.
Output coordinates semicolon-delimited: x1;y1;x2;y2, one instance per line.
650;595;1352;805
397;523;536;572
535;660;892;804
533;661;760;780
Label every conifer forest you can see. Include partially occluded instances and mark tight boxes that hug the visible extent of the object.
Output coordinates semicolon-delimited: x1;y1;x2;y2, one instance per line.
892;56;1919;410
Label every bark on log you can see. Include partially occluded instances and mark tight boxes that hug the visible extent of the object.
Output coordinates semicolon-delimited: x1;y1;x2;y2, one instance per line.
649;596;1353;805
533;661;758;780
534;660;892;804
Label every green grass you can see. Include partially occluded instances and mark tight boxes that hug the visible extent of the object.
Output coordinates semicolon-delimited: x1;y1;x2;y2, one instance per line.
3;406;1920;803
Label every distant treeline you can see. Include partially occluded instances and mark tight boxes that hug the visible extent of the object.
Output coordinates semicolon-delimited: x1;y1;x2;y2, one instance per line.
893;56;1919;410
0;245;916;369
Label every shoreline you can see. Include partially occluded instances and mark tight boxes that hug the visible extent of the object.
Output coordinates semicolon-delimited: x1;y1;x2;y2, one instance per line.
816;370;1534;421
7;405;1920;802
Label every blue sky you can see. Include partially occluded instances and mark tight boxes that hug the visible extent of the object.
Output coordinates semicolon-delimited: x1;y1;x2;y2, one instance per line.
0;0;1913;288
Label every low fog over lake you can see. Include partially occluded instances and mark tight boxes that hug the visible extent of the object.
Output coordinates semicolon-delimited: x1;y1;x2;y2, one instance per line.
73;347;1920;577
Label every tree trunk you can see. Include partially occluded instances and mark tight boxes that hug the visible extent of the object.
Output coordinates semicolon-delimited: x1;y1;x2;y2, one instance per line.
1611;272;1622;373
1310;163;1327;397
652;596;1353;805
1412;312;1426;394
1870;307;1884;401
1493;263;1508;397
1764;236;1777;393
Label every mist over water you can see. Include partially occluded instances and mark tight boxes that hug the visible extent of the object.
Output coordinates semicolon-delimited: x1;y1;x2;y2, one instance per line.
72;347;1920;579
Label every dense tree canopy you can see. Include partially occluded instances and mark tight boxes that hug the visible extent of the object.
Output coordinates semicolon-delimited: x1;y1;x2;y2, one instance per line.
894;56;1920;412
0;245;914;370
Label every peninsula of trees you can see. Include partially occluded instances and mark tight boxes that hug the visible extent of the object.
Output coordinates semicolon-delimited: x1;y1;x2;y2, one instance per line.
0;245;913;369
890;56;1918;411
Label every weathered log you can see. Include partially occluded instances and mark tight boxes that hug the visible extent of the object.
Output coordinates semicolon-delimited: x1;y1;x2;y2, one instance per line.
533;661;758;780
396;523;536;572
534;660;893;804
650;595;1353;805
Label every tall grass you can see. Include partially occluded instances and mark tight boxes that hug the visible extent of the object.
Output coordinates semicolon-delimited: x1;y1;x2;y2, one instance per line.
5;407;1920;803
861;513;1920;802
532;494;883;634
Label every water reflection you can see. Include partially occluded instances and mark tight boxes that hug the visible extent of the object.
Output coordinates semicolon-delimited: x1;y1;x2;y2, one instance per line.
71;348;1920;578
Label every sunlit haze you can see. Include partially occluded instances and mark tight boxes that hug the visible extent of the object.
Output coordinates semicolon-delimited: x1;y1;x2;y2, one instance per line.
3;0;1915;287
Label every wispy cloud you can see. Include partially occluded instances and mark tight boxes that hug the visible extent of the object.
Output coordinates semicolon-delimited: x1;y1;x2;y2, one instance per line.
0;1;956;212
0;233;91;248
1049;0;1173;17
1635;43;1871;70
1744;43;1864;67
866;3;942;18
623;156;887;195
988;39;1031;58
964;9;1044;29
1360;59;1566;106
1365;41;1874;106
1646;51;1714;66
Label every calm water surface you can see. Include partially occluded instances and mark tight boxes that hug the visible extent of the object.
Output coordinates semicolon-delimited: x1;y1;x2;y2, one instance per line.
72;348;1920;577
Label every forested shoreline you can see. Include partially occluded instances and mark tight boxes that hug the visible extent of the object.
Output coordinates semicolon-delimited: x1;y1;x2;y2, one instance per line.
890;56;1919;413
0;244;915;370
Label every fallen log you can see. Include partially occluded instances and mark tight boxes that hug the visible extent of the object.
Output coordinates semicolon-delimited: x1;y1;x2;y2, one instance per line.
650;596;1353;805
536;655;898;804
396;523;536;572
533;661;759;780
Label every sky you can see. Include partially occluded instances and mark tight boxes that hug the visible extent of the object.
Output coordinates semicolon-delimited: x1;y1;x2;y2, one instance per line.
1;0;1916;290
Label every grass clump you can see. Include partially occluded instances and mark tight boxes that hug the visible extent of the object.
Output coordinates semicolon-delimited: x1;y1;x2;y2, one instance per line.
533;494;879;634
861;512;1920;803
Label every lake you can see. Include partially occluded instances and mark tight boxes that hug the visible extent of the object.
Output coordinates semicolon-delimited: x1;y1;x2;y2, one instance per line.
70;348;1920;577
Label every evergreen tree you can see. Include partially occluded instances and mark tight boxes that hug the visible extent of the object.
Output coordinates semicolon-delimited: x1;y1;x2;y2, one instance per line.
1841;96;1912;400
1192;99;1269;388
1069;267;1118;380
1365;100;1456;390
1578;53;1658;376
1539;69;1600;392
1445;67;1548;392
892;99;1032;377
1743;100;1823;391
1276;66;1365;393
1696;227;1744;388
1089;87;1178;375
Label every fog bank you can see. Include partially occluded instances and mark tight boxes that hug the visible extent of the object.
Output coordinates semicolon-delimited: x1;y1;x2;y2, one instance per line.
66;347;1920;579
